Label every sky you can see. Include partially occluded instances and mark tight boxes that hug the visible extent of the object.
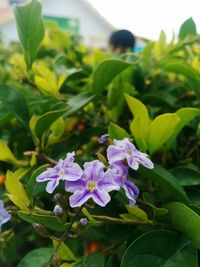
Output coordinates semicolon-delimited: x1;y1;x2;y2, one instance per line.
87;0;200;41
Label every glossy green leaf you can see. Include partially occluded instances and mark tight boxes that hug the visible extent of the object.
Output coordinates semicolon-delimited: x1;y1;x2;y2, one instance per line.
92;59;131;94
64;91;95;118
0;84;29;128
121;206;149;222
27;164;49;197
18;211;66;232
74;253;105;267
52;240;77;261
147;113;180;154
0;140;27;167
17;247;53;267
5;171;30;211
14;0;45;68
34;108;68;139
179;17;197;40
121;230;197;267
166;202;200;248
170;166;200;186
108;122;129;140
139;165;190;205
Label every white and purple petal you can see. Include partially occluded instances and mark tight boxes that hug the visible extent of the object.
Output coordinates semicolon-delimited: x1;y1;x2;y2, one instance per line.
107;145;125;163
83;160;105;182
91;189;111;207
98;169;120;192
69;190;91;208
63;163;83;181
65;179;86;193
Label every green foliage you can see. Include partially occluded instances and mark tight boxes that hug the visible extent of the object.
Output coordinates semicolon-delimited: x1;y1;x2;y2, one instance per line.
0;6;200;266
166;202;200;248
17;247;53;267
121;230;197;267
179;17;197;39
14;0;45;68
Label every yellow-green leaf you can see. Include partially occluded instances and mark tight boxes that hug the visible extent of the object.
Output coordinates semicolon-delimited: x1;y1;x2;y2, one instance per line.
130;115;148;151
125;94;151;141
0;140;27;167
147;113;180;154
5;171;30;211
53;240;77;261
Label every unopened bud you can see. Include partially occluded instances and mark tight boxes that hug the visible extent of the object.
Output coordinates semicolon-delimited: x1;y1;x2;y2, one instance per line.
33;223;50;237
79;217;88;227
53;205;63;216
98;134;109;144
53;193;62;201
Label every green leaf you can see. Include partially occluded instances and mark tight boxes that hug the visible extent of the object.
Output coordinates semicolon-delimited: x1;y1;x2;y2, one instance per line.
166;202;200;249
147;113;180;154
161;58;200;97
5;171;30;211
92;59;131;94
34;108;68;140
120;230;197;267
125;94;151;151
74;253;105;267
52;240;77;261
139;165;190;205
130;115;148;151
27;164;49;197
18;211;66;232
64;91;95;118
166;107;200;148
108;122;129;140
0;140;27;167
170;166;200;186
17;247;53;267
179;17;197;40
14;0;45;68
121;206;149;222
0;84;29;128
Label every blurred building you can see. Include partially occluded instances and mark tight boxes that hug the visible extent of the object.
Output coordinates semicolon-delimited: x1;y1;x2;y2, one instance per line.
0;0;115;47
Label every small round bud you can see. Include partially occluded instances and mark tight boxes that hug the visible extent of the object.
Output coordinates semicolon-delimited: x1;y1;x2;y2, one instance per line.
53;205;63;216
79;217;88;227
98;134;109;144
53;193;62;201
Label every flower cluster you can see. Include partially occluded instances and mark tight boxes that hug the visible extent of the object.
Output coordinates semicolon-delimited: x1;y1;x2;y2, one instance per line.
0;200;11;231
36;137;154;208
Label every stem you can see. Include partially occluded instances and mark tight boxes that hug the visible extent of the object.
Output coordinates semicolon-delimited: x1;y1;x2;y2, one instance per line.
24;151;57;166
45;206;83;267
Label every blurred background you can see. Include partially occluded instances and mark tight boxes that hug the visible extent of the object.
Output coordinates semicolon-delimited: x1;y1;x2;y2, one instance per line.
0;0;199;48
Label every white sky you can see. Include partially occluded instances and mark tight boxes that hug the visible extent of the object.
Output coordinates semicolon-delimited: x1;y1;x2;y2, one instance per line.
87;0;200;40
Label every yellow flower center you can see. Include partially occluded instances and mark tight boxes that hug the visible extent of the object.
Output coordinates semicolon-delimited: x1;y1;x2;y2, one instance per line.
86;181;97;192
127;150;132;156
58;169;65;178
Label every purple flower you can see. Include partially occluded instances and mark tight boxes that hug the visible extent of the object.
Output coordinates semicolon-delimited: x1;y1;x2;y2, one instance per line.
36;152;82;193
107;138;154;170
110;163;139;206
98;134;109;144
0;200;11;231
65;160;120;208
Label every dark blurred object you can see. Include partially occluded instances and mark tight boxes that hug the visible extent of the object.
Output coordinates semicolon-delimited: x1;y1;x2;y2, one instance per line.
8;0;25;5
109;29;136;53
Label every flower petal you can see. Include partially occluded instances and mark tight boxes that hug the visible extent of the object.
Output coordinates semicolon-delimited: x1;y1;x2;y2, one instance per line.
63;163;83;181
65;179;86;192
98;169;120;192
123;180;139;204
63;152;75;168
69;190;91;208
46;179;60;193
126;155;139;170
83;160;105;181
36;169;58;182
91;189;111;207
136;153;154;169
107;145;125;163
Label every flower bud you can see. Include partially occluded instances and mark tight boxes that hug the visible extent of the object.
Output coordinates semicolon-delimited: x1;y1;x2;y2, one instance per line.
79;217;88;227
53;193;62;201
53;205;63;216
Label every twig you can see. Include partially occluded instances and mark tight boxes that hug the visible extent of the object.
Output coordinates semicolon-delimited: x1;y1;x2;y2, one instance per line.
44;206;83;267
24;151;57;166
